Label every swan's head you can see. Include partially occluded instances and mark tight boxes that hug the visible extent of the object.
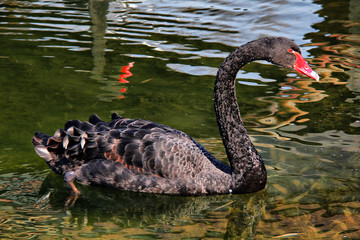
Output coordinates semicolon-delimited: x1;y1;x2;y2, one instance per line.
265;37;319;81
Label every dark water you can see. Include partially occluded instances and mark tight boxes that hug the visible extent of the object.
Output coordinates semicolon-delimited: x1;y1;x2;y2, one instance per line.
1;0;360;239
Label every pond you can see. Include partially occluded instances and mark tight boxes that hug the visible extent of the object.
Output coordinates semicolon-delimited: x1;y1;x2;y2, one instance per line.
1;0;359;239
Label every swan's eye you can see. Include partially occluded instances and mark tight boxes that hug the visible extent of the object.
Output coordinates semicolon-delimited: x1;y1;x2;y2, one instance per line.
288;48;294;53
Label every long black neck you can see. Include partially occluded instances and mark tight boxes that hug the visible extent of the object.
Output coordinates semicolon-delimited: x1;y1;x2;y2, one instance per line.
214;40;267;193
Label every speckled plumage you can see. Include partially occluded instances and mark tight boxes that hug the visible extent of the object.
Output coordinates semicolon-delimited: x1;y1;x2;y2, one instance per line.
33;114;232;194
33;37;315;195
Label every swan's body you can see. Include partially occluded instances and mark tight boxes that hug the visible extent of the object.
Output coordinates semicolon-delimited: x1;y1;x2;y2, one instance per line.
33;37;319;195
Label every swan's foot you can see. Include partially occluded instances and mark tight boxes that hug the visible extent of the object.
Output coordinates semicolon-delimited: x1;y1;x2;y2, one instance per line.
64;194;79;208
64;171;80;208
64;171;80;196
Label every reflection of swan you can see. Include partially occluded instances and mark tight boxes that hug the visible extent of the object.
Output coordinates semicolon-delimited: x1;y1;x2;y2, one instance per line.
38;174;266;239
89;0;109;81
32;37;319;195
118;62;134;99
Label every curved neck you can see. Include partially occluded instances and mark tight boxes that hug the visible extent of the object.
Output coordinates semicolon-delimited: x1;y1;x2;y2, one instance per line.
214;40;267;186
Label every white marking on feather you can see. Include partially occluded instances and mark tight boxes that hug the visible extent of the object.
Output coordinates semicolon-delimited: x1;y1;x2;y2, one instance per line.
63;135;69;149
34;146;52;161
67;126;74;136
80;132;87;149
81;137;86;149
54;129;61;137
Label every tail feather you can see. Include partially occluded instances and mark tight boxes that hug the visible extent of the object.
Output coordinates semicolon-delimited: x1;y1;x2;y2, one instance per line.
32;132;53;162
54;128;66;138
33;114;125;175
64;120;82;131
89;114;104;125
111;112;123;120
33;125;113;175
34;145;53;162
33;131;50;146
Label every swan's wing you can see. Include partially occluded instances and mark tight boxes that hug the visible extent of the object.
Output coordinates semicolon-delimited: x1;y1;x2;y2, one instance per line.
90;114;221;178
33;113;226;178
33;113;233;194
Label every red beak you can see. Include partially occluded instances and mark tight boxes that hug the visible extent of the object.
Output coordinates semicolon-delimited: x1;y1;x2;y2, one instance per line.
293;51;319;81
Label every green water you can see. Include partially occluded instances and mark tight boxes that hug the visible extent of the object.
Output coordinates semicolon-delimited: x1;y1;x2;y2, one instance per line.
1;0;360;239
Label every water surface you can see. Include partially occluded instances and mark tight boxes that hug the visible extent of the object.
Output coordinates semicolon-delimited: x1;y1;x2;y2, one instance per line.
1;0;359;239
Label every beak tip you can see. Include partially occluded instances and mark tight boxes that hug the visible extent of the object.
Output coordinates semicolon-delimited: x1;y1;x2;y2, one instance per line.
310;71;320;81
292;52;320;81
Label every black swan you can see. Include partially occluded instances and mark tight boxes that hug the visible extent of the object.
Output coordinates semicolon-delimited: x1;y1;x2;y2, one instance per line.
32;37;319;195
